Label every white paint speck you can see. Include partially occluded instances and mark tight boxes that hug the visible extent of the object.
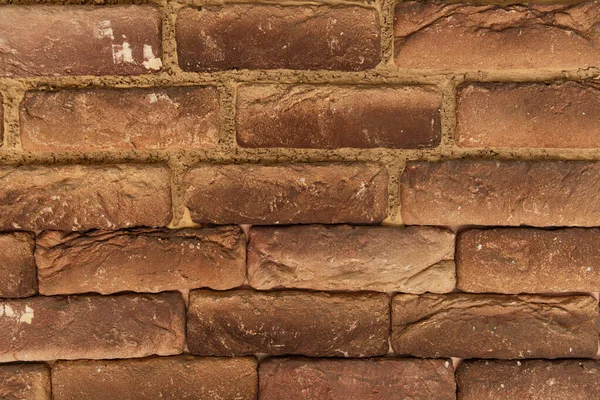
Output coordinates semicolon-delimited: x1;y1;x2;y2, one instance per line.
20;306;34;324
142;44;162;70
112;41;134;64
95;20;114;40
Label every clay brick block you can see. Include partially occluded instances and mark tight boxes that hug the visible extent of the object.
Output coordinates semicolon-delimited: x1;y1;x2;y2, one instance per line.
392;294;598;359
394;2;600;69
0;292;185;362
0;364;50;400
260;357;456;400
0;232;37;298
176;5;380;71
248;225;455;293
0;164;172;231
237;85;441;149
0;6;162;76
183;163;388;225
20;87;220;152
187;290;389;357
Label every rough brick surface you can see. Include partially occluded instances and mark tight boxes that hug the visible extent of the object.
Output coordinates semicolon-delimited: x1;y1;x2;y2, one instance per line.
0;364;50;400
0;164;171;231
184;163;388;225
237;85;441;149
394;2;600;70
0;232;37;298
36;227;246;295
392;294;598;359
0;292;185;362
52;356;257;400
187;290;389;357
401;160;600;226
0;6;162;76
176;5;380;71
260;357;456;400
248;225;455;293
20;87;220;152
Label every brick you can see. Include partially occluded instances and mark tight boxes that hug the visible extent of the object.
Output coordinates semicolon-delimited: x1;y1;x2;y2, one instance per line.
457;228;600;293
184;163;388;225
0;232;37;298
248;225;455;293
237;85;441;149
0;164;171;231
36;226;246;295
400;160;600;226
392;294;598;359
52;356;257;400
187;290;389;357
176;5;380;71
20;87;220;152
0;364;50;400
0;6;162;77
0;292;185;362
394;2;600;70
260;357;456;400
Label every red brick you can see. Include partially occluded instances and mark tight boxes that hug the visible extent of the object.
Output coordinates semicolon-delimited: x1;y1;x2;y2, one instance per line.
20;87;220;152
183;163;388;225
0;6;162;76
0;364;50;400
237;85;441;149
394;2;600;69
176;5;380;71
0;232;37;298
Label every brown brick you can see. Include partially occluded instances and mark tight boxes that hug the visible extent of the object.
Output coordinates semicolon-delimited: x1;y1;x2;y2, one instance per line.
0;364;50;400
0;232;37;298
0;164;171;231
0;6;162;77
187;290;389;357
36;227;246;295
392;294;598;359
20;87;219;152
0;292;185;362
237;85;441;149
401;160;600;226
52;356;257;400
457;228;600;293
260;357;456;400
184;163;388;225
394;2;600;70
248;225;455;293
176;5;380;71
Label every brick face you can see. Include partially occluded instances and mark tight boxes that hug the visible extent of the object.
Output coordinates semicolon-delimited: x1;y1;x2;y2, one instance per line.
0;364;50;400
0;232;37;298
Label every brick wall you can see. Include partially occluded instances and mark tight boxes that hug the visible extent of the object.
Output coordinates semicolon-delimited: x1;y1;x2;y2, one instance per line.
0;0;599;399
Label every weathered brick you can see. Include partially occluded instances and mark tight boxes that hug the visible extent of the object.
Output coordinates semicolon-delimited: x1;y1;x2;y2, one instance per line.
260;357;456;400
52;356;257;400
237;85;441;149
457;228;600;293
176;5;380;71
0;364;50;400
183;163;388;225
401;160;600;226
0;232;37;298
248;225;455;293
0;164;171;231
0;292;185;362
20;87;220;152
392;294;598;359
394;2;600;69
457;360;600;400
0;6;162;77
36;227;246;295
187;290;389;357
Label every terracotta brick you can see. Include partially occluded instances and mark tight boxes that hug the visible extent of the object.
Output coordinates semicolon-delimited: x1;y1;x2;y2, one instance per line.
260;357;456;400
187;290;389;357
0;164;171;231
394;2;600;69
0;364;50;400
52;356;257;400
176;5;380;71
0;232;37;298
0;6;162;77
36;227;246;295
248;225;455;293
0;292;185;362
237;85;441;149
392;294;598;359
20;87;220;152
401;160;600;227
183;163;388;225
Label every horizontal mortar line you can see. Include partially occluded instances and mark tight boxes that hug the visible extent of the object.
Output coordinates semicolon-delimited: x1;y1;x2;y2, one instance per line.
176;0;378;8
